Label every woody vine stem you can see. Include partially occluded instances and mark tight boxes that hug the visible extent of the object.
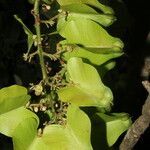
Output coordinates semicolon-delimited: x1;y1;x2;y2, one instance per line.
33;0;48;82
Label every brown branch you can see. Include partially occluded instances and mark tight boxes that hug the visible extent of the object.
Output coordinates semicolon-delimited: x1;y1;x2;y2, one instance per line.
119;81;150;150
141;57;150;80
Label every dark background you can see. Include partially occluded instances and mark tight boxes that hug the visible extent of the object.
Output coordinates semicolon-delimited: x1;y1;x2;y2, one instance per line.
0;0;149;149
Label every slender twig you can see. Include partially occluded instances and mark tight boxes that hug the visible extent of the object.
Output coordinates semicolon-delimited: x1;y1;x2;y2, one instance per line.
47;31;58;36
119;81;150;150
23;51;38;62
43;52;58;61
34;0;48;82
41;14;60;27
41;31;58;37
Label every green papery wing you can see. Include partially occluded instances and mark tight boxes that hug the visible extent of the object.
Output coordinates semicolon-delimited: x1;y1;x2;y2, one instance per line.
60;4;116;27
60;42;123;65
57;0;114;14
0;85;30;115
95;112;131;147
57;17;124;50
58;57;113;109
28;104;92;150
0;107;39;150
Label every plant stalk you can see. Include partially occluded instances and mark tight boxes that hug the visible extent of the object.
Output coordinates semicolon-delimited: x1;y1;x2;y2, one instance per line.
34;0;48;82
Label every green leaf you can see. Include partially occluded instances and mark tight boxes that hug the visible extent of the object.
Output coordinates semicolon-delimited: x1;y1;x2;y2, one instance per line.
58;57;113;109
60;4;116;27
0;107;39;150
96;113;131;146
60;42;123;65
0;85;30;115
28;104;92;150
14;15;34;53
57;17;124;50
57;0;114;14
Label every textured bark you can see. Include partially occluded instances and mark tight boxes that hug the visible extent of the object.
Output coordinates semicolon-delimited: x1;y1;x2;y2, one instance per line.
120;81;150;150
